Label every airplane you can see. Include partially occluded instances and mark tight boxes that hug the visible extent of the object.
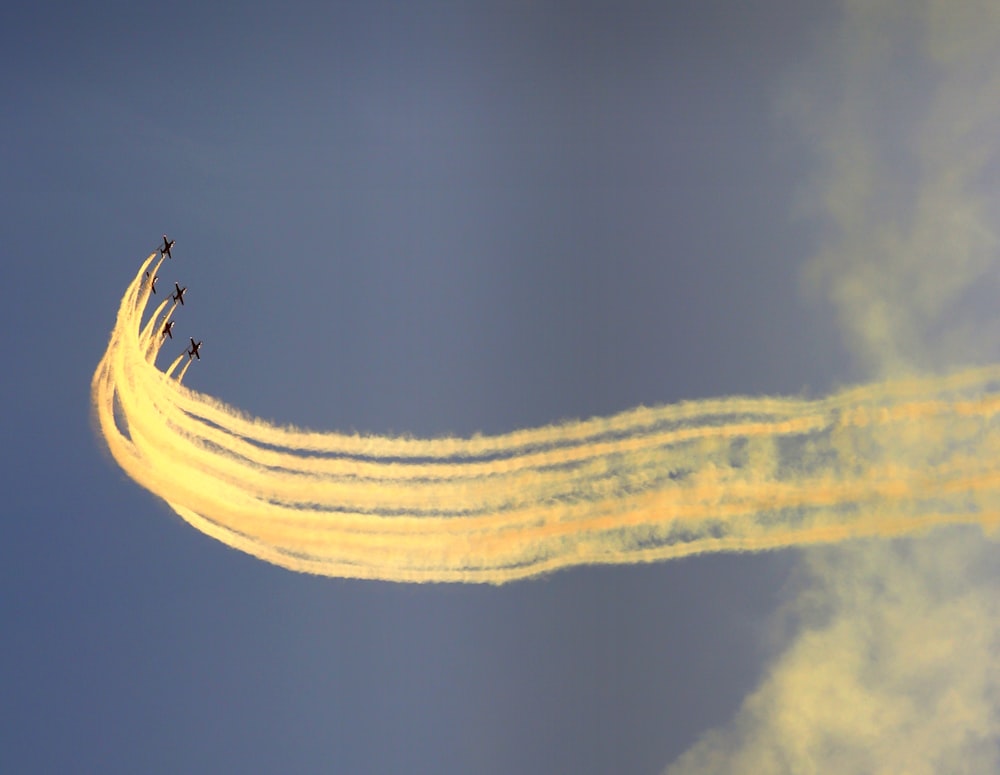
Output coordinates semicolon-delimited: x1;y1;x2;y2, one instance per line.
186;338;203;360
161;320;175;339
145;272;159;294
171;282;187;305
160;234;175;259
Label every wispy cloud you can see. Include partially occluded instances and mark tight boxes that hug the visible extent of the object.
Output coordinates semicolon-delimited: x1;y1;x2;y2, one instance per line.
667;1;1000;769
667;535;1000;774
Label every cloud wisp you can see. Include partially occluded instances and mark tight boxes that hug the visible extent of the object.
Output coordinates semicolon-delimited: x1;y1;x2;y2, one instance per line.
92;253;1000;583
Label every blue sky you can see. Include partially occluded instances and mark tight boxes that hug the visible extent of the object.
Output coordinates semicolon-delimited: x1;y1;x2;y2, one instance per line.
12;1;977;773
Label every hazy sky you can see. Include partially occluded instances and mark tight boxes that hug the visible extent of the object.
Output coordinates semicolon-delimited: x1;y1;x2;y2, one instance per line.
5;1;1000;773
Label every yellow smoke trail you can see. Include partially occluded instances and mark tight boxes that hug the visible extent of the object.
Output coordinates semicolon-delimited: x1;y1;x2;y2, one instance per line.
92;255;1000;583
176;358;192;384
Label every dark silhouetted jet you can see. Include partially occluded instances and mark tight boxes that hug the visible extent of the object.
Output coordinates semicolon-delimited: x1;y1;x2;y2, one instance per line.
161;320;175;339
145;272;159;293
172;283;187;305
186;338;202;360
160;234;175;259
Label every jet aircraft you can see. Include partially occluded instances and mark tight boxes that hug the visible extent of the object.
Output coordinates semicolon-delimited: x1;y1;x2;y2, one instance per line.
186;338;203;360
160;235;175;259
172;283;187;305
145;272;159;294
161;320;175;339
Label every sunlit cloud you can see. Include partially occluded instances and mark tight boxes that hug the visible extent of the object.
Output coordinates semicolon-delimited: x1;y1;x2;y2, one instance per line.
666;535;1000;774
666;1;1000;770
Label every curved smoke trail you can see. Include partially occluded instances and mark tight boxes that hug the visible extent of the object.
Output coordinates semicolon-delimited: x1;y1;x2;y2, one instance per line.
92;253;1000;582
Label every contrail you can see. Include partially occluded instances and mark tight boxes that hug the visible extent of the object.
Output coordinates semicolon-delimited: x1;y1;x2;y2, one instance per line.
91;254;1000;583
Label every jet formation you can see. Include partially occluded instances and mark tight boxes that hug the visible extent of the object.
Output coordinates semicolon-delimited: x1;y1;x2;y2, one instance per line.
149;234;202;365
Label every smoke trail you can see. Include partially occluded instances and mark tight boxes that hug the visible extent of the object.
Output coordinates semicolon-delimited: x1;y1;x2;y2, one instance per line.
92;256;1000;583
91;254;1000;583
